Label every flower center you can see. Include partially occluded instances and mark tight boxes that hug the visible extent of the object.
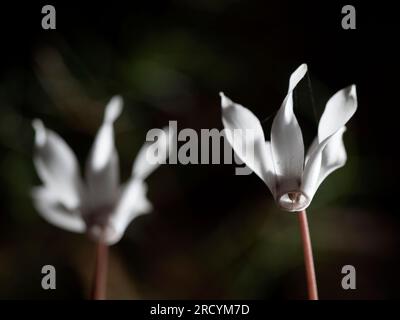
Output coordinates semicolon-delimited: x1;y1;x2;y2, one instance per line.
82;204;116;242
277;191;309;212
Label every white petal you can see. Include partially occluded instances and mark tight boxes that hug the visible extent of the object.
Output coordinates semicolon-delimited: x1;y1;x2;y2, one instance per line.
288;63;308;92
85;96;122;208
318;85;357;142
132;126;175;180
301;127;347;200
90;96;123;171
305;136;318;166
220;92;276;194
270;64;307;195
32;187;85;233
106;179;152;245
318;127;347;187
32;119;82;209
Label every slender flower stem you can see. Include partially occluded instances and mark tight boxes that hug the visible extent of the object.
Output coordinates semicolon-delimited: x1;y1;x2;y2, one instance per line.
298;210;318;300
91;240;109;300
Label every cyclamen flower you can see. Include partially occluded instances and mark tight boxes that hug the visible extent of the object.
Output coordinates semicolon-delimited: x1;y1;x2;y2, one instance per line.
220;64;357;212
32;96;172;245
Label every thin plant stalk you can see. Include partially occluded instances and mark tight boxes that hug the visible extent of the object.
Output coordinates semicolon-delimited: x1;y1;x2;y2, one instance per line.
298;210;318;300
91;239;109;300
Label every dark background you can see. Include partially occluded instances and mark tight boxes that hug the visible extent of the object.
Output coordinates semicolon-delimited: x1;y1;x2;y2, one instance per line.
0;1;398;299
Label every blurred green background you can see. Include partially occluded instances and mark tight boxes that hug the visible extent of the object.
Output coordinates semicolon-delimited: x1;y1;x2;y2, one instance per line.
0;1;398;299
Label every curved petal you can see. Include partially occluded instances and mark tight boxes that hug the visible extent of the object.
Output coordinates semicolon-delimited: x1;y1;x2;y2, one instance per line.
318;85;357;142
85;96;122;209
305;136;318;166
318;127;347;185
270;64;307;196
32;119;82;209
220;92;276;194
301;127;347;200
105;179;152;245
32;187;85;233
132;125;175;180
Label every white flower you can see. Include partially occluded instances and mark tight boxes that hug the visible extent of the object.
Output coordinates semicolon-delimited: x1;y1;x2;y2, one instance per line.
220;64;357;212
32;96;173;245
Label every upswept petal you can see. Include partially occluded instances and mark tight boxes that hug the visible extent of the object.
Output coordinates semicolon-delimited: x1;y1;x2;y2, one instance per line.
106;179;152;245
132;126;175;180
318;85;357;142
302;85;357;201
85;96;122;208
270;64;307;195
32;119;83;209
317;127;347;185
220;92;276;193
32;187;85;233
301;127;347;200
304;137;318;166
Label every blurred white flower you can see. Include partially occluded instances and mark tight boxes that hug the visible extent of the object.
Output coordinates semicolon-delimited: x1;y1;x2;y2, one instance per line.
220;64;357;212
32;96;173;245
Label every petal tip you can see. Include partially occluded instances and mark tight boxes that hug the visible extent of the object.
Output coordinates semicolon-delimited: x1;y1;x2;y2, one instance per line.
298;63;308;72
289;64;308;91
219;92;232;108
32;119;46;146
32;118;43;130
345;84;358;109
349;84;357;97
105;95;123;123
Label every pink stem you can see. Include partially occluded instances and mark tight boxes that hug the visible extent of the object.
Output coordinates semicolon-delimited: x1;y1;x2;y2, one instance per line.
298;210;318;300
91;240;109;300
